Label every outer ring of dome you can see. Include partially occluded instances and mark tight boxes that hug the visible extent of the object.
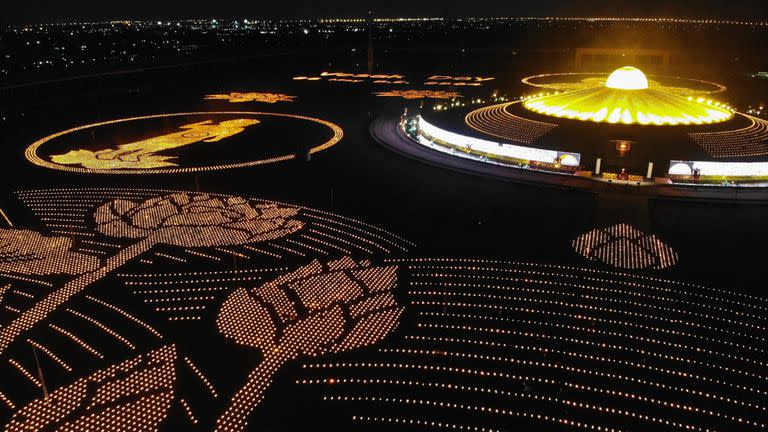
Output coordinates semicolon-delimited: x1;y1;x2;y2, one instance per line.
521;67;735;126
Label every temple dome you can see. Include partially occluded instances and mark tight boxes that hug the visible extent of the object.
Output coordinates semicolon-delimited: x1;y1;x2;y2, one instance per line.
605;66;649;90
522;66;734;126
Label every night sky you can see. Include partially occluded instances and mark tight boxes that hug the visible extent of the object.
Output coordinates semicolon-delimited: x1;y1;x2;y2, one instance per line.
2;0;767;25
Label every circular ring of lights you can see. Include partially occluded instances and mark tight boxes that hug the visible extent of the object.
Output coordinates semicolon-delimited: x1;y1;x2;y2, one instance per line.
464;101;557;144
25;111;344;174
521;72;727;94
522;67;734;126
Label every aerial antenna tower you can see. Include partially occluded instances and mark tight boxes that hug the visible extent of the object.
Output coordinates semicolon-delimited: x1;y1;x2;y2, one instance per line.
367;11;374;74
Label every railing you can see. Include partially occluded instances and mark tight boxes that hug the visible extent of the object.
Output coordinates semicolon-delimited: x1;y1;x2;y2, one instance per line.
405;115;581;175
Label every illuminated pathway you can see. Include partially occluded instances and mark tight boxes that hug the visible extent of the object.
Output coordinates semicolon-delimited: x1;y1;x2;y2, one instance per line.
1;188;767;431
301;258;768;432
689;113;768;158
464;102;557;144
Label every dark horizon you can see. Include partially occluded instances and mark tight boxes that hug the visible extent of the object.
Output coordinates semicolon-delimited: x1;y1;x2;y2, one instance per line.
2;0;767;25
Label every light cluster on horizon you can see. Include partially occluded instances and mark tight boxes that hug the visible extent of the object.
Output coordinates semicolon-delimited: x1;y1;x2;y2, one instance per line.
14;16;768;27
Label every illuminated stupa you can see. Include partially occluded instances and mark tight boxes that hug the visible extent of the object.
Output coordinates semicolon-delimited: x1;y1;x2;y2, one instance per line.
522;66;734;125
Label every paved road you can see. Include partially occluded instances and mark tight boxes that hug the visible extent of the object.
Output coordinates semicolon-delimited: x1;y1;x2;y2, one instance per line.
370;115;768;202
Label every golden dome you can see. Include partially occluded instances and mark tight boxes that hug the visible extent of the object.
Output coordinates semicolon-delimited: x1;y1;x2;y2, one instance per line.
605;66;649;90
522;67;733;126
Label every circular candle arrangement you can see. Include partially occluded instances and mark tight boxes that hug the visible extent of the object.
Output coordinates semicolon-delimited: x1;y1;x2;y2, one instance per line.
25;112;344;174
522;67;734;126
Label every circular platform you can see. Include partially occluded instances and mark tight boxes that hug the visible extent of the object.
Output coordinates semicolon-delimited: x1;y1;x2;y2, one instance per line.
381;67;768;189
25;112;344;174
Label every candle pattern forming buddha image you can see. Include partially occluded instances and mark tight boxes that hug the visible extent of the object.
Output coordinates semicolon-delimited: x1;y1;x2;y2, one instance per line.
50;119;260;170
204;92;297;103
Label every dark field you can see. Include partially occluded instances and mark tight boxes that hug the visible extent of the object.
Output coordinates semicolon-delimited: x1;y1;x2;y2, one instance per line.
2;24;768;431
